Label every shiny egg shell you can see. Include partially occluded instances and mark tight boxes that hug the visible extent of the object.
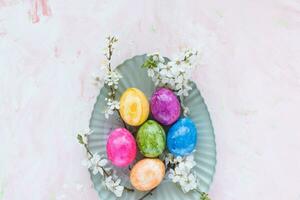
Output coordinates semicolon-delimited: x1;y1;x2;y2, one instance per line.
120;88;149;126
130;158;165;191
106;128;137;167
150;88;181;125
167;118;197;156
137;120;166;157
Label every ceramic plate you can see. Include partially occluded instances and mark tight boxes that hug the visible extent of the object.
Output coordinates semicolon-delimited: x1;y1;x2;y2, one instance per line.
88;55;216;200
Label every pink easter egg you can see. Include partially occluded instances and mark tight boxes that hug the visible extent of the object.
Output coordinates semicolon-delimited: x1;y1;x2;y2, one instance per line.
106;128;137;167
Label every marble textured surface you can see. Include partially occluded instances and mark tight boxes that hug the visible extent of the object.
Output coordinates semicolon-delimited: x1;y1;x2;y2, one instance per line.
0;0;300;199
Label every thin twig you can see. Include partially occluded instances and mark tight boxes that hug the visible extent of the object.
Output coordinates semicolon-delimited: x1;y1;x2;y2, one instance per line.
137;187;156;200
84;144;93;158
124;187;134;192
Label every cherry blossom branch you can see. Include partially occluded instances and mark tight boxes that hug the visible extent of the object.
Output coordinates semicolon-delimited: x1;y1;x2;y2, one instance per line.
77;130;134;195
102;36;128;129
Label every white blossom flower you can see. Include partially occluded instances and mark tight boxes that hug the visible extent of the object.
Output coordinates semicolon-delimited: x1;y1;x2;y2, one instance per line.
102;67;121;120
167;154;198;193
104;70;122;87
181;173;198;193
104;176;124;197
104;99;120;119
82;153;108;176
185;155;197;169
147;52;165;63
148;68;155;78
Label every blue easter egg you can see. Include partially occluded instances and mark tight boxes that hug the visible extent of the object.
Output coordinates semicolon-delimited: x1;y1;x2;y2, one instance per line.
167;118;197;156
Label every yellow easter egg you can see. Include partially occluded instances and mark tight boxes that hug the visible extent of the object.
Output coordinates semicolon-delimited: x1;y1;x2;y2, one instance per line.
120;88;149;126
130;159;165;191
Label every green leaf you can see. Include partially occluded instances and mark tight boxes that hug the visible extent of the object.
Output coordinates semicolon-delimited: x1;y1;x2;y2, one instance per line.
77;134;84;144
142;57;158;69
200;192;211;200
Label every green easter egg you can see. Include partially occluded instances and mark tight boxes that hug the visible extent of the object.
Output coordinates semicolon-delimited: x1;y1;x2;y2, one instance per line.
137;120;166;157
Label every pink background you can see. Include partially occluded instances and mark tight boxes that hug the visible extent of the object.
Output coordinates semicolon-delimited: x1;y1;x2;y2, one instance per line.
1;0;300;199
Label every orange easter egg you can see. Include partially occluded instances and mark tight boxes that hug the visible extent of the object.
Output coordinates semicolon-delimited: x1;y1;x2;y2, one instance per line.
130;158;165;191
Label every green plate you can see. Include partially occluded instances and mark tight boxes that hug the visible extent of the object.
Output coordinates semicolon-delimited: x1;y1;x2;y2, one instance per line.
88;55;216;200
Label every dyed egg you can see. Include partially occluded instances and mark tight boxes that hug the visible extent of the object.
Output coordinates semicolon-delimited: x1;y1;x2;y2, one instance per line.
150;88;181;125
137;120;166;157
167;118;197;156
130;159;165;191
106;128;137;167
120;88;149;126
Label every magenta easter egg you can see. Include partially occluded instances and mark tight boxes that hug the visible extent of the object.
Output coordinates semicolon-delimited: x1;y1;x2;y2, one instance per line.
150;88;181;125
106;128;137;167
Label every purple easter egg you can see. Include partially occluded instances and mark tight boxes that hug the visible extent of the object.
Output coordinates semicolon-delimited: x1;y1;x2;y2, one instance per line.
150;88;181;125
